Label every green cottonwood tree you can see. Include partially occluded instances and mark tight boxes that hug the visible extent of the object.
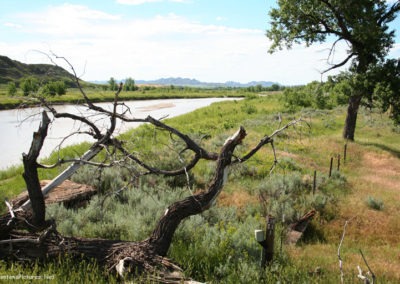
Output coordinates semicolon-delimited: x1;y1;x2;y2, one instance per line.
267;0;400;140
20;77;39;96
7;82;17;96
108;77;117;91
372;58;400;124
124;77;137;91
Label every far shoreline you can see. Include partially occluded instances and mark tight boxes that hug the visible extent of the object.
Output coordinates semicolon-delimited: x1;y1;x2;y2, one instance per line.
0;87;250;111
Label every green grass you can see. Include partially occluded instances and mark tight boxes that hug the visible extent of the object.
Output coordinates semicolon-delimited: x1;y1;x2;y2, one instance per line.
0;257;117;284
0;91;399;282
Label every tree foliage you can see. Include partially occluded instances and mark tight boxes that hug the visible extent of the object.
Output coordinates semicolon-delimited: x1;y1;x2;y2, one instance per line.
6;81;17;96
267;0;400;140
372;58;400;124
124;77;137;91
267;0;398;70
41;81;67;96
20;76;39;96
108;77;117;91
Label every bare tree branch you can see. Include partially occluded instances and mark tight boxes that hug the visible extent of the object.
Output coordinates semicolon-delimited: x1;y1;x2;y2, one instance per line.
323;51;356;74
232;117;303;164
360;249;376;284
338;220;348;284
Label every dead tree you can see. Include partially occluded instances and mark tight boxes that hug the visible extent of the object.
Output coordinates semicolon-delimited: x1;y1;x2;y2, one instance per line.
0;55;302;281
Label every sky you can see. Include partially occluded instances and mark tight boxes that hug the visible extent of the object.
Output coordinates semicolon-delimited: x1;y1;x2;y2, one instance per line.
0;0;399;85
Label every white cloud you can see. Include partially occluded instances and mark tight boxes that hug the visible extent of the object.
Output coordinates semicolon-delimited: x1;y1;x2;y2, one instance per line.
4;22;22;29
116;0;189;5
117;0;161;5
1;4;358;85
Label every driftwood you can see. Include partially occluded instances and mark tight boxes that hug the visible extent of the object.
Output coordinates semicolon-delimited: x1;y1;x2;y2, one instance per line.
286;209;316;244
12;180;96;209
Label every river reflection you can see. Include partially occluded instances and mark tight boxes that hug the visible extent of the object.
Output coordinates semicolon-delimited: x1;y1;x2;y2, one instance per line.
0;98;238;170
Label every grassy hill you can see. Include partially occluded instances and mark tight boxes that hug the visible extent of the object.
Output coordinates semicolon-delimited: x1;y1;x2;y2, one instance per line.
0;55;79;87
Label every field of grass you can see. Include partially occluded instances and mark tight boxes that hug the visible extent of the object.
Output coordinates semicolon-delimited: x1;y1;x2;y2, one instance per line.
0;91;399;282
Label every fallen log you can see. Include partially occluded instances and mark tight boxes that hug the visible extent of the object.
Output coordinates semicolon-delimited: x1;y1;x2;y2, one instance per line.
11;180;97;209
286;209;316;244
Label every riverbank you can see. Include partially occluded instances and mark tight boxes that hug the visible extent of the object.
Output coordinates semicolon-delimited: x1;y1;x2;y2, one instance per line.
0;87;250;110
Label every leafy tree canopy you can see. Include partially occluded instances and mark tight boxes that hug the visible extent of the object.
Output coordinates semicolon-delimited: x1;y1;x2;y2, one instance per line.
267;0;399;72
267;0;400;140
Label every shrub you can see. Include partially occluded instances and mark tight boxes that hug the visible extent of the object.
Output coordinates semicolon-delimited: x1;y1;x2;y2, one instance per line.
282;88;313;112
20;76;39;96
366;196;384;211
241;103;258;114
41;81;66;96
6;82;17;96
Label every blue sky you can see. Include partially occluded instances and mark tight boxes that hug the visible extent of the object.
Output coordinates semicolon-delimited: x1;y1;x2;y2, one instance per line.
0;0;399;85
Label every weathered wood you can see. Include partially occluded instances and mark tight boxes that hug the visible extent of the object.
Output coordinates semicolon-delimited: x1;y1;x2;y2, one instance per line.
20;146;102;210
147;127;246;256
286;210;316;244
22;111;50;226
12;180;96;209
264;216;275;266
313;170;317;195
1;127;247;280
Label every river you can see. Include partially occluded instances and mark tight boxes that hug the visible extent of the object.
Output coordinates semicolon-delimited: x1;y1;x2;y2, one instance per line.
0;98;238;170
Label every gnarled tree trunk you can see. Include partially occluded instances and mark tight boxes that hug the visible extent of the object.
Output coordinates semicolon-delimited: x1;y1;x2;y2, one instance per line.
21;111;50;227
0;127;247;281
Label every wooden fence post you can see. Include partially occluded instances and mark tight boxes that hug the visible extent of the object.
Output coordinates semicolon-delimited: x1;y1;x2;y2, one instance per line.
265;216;275;266
313;170;317;195
256;216;276;268
337;154;341;172
329;157;333;178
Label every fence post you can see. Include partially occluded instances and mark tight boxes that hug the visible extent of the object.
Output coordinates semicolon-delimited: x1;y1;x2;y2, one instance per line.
313;170;317;195
329;157;333;178
255;215;276;269
265;216;275;266
337;154;341;172
344;143;347;164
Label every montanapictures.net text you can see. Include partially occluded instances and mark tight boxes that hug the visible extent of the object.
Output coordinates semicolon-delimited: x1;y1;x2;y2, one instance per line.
0;275;55;280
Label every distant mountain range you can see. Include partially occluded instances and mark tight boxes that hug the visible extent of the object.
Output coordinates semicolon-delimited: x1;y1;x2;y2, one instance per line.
91;77;279;88
134;77;278;88
1;55;279;88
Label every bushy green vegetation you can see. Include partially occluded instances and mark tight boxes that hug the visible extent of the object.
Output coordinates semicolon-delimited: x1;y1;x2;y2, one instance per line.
281;80;348;112
20;76;39;96
41;80;66;96
366;196;384;211
0;90;399;282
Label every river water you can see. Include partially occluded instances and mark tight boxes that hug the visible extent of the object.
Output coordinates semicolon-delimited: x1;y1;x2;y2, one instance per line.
0;98;237;170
